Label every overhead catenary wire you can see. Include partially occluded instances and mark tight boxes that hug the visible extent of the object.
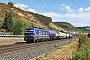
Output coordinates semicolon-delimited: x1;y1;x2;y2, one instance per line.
37;0;49;12
8;0;52;19
8;0;50;12
20;0;50;13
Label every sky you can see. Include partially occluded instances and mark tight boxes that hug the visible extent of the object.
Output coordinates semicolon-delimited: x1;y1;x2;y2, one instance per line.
1;0;90;27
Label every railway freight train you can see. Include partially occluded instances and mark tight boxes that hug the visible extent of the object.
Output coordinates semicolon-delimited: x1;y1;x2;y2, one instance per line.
24;27;73;43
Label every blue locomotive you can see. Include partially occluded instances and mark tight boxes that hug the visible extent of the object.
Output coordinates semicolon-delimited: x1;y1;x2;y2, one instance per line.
24;27;56;42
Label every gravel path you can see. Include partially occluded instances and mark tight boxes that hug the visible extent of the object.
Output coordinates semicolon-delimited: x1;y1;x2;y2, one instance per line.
0;39;73;60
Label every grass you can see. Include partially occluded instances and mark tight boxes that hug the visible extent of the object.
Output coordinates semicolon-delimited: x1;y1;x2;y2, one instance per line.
44;52;50;57
36;58;40;60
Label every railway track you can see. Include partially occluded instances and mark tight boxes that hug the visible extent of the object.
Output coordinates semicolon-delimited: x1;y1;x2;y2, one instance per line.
0;38;74;55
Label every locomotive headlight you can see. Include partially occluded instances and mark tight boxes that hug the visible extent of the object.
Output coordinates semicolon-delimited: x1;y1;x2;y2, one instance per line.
30;30;34;31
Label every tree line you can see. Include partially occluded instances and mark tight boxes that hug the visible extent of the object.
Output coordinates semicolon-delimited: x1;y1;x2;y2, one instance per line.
54;22;81;31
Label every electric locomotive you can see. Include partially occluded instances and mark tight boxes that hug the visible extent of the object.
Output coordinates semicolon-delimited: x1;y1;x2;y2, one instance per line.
24;27;50;43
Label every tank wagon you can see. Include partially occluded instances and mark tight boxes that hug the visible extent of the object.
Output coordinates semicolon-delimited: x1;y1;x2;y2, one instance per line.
24;27;73;43
48;30;56;40
56;32;73;39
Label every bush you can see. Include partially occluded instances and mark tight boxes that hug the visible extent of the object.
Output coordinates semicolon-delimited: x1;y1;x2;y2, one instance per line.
79;34;89;48
10;32;13;35
72;44;90;60
72;34;90;60
36;58;40;60
12;17;27;35
8;2;14;7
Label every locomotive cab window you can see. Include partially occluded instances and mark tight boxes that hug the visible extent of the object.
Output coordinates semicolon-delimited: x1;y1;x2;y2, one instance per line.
25;29;34;33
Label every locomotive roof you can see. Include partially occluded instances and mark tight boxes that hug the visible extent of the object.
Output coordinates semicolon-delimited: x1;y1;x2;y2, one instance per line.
25;27;45;30
26;27;37;29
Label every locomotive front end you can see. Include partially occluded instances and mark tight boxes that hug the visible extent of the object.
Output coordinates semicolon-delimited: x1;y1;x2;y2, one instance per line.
24;28;35;42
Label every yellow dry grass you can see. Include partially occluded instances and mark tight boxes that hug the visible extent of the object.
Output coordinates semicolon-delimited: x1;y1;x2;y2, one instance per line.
0;38;25;45
31;40;79;60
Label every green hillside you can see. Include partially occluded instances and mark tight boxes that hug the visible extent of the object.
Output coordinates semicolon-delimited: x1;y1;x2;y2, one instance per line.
77;26;90;33
54;22;81;31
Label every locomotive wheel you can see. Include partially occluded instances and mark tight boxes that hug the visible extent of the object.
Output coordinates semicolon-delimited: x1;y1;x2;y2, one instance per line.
26;41;31;43
43;40;46;42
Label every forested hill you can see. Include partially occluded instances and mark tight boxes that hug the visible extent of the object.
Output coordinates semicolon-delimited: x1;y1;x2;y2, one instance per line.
26;11;52;25
77;26;90;32
53;22;81;31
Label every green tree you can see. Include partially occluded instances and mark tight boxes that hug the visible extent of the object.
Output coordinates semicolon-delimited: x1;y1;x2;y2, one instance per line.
12;20;23;35
2;12;13;32
8;2;14;7
34;13;52;25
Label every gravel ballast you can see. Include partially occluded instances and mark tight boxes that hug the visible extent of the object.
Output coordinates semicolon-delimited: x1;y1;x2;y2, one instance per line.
0;39;72;60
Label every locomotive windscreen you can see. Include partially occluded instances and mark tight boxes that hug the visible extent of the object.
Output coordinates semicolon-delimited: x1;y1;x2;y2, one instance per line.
25;29;34;33
24;29;34;36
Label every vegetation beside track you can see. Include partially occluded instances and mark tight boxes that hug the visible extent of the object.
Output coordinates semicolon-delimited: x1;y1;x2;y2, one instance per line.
72;34;90;60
